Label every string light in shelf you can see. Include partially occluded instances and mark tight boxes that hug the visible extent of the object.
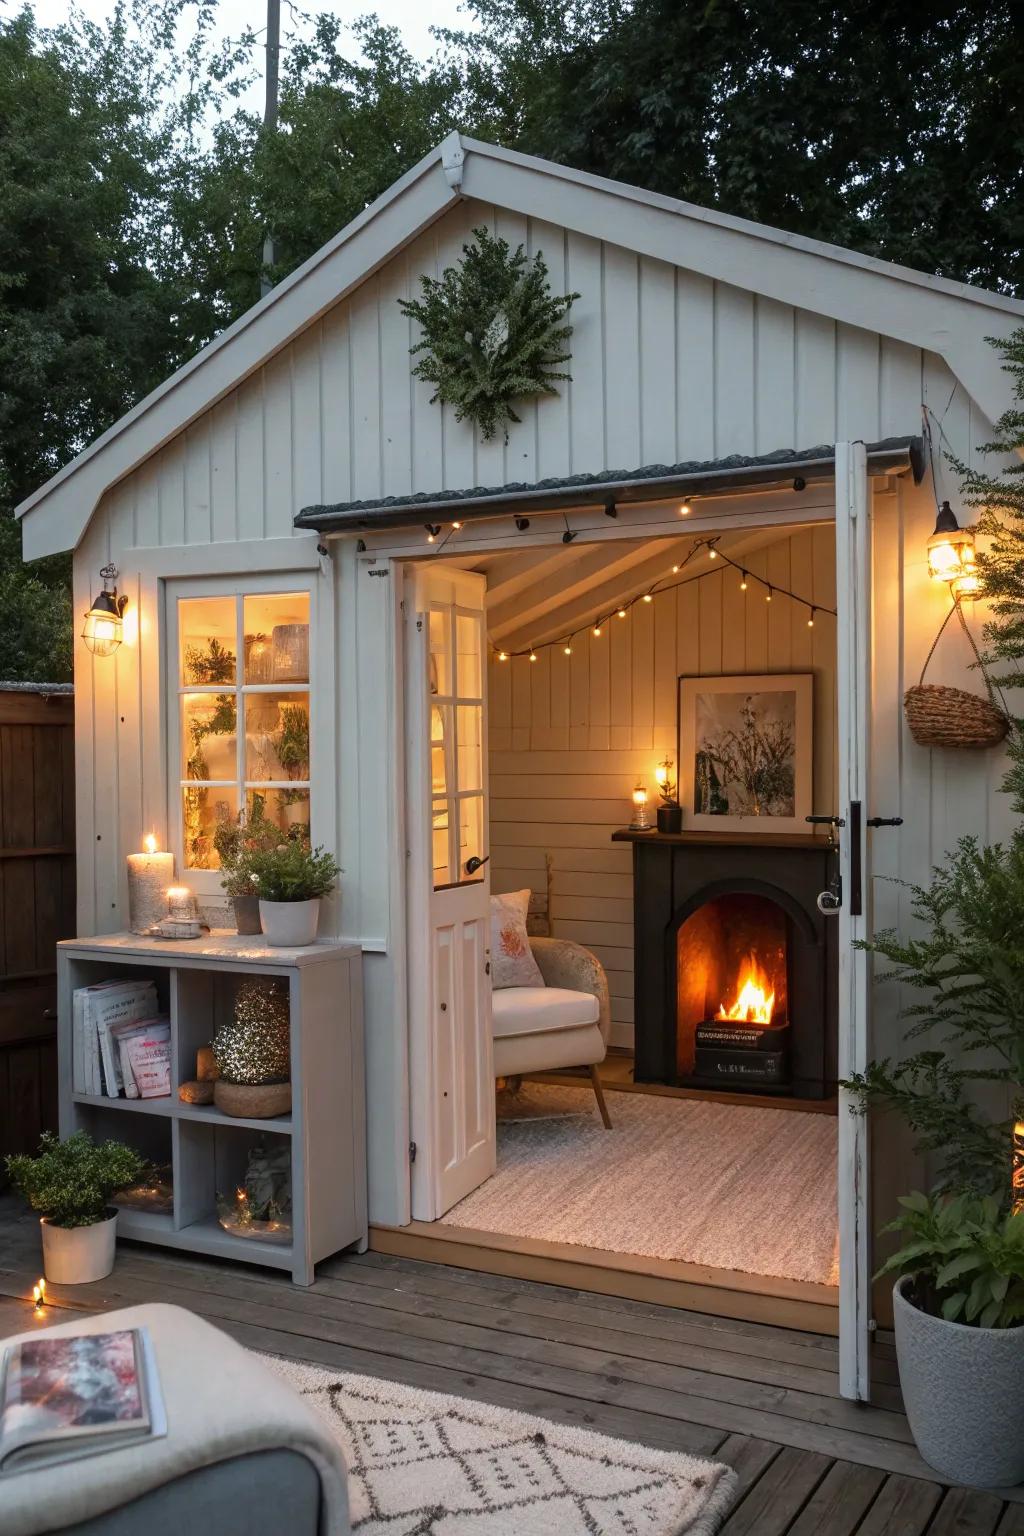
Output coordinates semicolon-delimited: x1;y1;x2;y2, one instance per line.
489;537;834;662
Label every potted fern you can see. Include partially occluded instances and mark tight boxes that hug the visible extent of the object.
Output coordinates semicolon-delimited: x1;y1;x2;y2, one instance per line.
245;841;340;946
846;833;1024;1485
5;1131;147;1284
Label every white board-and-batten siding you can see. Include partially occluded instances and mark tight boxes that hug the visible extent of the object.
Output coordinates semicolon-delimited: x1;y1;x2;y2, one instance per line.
69;189;1010;1231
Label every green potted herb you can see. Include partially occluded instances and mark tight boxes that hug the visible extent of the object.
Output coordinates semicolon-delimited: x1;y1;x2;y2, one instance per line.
5;1131;147;1284
245;841;340;946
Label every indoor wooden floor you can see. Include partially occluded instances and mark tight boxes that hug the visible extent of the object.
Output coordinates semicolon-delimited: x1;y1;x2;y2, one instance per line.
1;1199;1021;1534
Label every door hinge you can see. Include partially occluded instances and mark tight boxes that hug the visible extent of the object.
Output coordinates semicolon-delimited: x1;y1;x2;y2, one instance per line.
409;1140;417;1163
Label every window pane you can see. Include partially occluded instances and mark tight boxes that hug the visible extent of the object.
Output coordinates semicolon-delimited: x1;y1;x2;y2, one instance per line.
457;705;483;792
432;799;450;887
430;705;450;798
456;613;481;698
428;609;451;696
246;788;310;843
244;593;310;684
182;693;237;782
458;795;484;879
244;693;309;783
180;598;237;687
183;785;239;871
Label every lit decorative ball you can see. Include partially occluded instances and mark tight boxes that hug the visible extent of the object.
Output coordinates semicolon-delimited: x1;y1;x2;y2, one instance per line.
212;978;290;1085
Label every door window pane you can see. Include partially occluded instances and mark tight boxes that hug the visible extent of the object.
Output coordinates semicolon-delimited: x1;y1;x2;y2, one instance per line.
182;693;237;781
458;795;484;877
432;799;450;885
456;613;481;698
180;598;237;686
244;693;310;782
430;706;450;798
457;705;483;792
246;788;310;842
429;609;451;696
243;593;310;683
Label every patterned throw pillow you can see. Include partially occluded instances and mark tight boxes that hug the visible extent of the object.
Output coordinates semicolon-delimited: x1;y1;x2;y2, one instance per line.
490;890;545;989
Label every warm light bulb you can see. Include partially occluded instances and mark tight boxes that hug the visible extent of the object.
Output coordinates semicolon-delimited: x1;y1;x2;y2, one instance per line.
766;589;772;603
679;503;691;516
564;644;572;655
529;650;538;662
672;564;679;574
632;785;648;806
709;548;717;560
617;608;627;619
498;651;508;662
452;520;462;530
593;625;602;637
740;574;748;591
643;592;653;603
807;611;815;628
143;833;158;855
426;532;435;544
655;765;668;787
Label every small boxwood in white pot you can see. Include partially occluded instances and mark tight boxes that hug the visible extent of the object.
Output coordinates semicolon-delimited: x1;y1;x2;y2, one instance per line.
245;841;340;946
5;1131;148;1285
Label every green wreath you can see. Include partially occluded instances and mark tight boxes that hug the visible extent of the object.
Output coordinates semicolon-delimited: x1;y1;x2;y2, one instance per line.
399;227;579;443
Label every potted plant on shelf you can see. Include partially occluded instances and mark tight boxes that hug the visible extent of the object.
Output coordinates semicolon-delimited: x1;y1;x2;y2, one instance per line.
214;799;281;934
245;840;340;946
845;832;1024;1485
5;1131;147;1284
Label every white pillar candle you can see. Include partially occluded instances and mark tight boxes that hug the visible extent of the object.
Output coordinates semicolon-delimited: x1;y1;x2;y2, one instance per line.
127;837;175;933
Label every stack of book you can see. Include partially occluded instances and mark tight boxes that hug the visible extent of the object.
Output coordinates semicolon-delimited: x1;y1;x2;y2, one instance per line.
0;1328;165;1473
692;1018;791;1087
72;981;171;1099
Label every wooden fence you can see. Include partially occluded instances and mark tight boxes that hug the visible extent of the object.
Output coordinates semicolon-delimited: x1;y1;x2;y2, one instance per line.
0;686;75;1179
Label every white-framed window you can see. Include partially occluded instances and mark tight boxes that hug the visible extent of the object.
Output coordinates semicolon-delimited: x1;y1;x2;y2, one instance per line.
169;578;314;891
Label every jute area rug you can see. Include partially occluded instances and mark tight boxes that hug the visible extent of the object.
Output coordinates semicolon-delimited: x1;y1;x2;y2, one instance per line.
446;1084;839;1287
265;1355;736;1535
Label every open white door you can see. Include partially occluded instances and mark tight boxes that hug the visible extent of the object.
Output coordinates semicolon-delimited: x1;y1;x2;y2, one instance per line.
835;440;872;1402
405;563;495;1221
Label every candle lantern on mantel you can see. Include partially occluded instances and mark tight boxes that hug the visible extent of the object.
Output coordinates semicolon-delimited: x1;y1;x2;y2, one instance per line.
127;834;174;933
630;782;651;831
654;757;682;834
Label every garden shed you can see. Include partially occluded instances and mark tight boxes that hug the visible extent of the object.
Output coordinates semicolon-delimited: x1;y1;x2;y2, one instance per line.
16;133;1023;1403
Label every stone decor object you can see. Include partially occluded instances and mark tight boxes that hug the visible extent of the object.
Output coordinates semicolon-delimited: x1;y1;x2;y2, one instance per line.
178;1079;215;1105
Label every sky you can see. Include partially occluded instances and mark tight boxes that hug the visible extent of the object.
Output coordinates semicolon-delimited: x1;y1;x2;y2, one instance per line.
31;0;476;115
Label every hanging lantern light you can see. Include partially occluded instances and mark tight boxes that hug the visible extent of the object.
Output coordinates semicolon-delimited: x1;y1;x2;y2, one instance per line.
927;502;978;595
81;565;128;657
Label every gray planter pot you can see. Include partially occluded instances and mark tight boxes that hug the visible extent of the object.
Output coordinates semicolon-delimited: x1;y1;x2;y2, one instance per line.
893;1275;1024;1487
232;894;262;936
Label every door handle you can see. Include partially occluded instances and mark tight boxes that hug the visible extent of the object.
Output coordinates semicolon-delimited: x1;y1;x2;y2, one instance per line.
866;816;903;828
465;855;490;875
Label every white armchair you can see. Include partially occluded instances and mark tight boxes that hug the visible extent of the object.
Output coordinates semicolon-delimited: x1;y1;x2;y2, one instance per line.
492;936;613;1127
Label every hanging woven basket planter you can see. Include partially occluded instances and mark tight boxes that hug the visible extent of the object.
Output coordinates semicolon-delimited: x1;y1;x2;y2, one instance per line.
904;601;1010;750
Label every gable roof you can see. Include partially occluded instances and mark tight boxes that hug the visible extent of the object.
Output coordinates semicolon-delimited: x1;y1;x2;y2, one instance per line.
18;132;1024;560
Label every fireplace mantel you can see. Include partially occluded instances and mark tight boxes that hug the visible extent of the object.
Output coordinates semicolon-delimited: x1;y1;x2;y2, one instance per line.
617;829;838;1096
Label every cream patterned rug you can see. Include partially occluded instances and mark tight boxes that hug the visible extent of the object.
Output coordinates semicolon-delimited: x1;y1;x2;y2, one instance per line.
446;1085;839;1286
265;1356;736;1535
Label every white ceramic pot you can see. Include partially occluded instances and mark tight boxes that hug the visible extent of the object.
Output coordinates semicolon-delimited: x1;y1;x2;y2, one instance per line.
259;897;320;947
894;1275;1024;1486
40;1210;118;1284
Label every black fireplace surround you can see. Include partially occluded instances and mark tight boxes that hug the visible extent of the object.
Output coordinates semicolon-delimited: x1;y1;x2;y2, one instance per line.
613;830;838;1098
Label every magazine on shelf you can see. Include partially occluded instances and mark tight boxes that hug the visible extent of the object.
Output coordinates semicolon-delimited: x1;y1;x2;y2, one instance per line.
71;982;158;1097
123;1020;172;1098
110;1018;169;1099
0;1328;166;1475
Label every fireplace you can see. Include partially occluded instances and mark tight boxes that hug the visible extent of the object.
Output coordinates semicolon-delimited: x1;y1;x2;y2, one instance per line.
613;830;837;1098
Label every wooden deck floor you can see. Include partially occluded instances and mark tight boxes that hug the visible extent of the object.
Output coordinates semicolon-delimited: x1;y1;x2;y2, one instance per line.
1;1199;1021;1534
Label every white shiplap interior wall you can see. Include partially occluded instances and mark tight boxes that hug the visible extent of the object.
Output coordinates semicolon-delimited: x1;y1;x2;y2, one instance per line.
487;526;838;1049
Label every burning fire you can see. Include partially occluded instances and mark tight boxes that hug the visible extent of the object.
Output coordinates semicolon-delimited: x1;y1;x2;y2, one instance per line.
718;955;775;1025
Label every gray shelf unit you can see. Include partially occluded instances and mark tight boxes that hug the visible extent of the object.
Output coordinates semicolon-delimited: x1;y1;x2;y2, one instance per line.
57;932;366;1284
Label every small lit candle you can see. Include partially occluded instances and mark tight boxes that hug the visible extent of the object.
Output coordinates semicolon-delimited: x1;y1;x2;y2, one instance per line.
630;782;650;831
127;834;175;933
166;886;197;920
33;1279;45;1313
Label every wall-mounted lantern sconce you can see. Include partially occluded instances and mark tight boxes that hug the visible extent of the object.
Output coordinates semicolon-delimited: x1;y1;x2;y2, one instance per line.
927;502;979;597
82;564;128;656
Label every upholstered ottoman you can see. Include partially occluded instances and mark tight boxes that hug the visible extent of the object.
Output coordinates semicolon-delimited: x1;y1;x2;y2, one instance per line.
2;1303;350;1536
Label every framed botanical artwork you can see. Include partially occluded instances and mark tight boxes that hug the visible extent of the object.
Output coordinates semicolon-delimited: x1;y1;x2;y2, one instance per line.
677;673;813;834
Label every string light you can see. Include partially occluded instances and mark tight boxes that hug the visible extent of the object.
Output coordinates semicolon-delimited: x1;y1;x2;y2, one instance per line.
489;539;831;662
452;520;462;530
679;503;692;516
